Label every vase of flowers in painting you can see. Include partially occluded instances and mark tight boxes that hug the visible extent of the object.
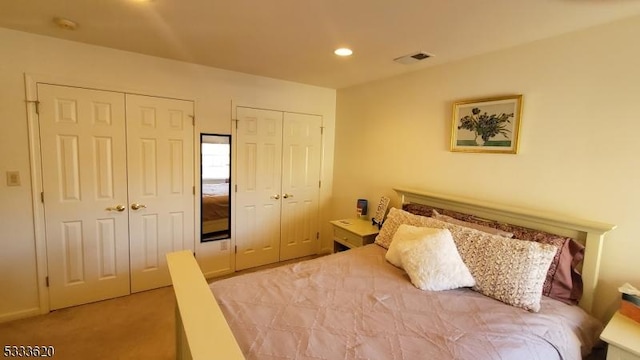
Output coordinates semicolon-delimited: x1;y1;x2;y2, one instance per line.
458;107;514;146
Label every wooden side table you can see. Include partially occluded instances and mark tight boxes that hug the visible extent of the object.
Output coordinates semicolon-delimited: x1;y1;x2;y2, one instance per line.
600;311;640;360
330;218;379;252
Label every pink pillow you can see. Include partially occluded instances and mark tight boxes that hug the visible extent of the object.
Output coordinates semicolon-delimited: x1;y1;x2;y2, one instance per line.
546;238;584;304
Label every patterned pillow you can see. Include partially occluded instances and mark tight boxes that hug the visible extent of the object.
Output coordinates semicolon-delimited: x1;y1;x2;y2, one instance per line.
377;208;557;311
375;208;435;249
453;229;557;312
397;226;475;291
432;210;515;238
401;203;435;217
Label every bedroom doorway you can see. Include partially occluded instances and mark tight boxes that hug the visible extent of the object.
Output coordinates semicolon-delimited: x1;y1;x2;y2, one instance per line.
234;107;322;270
37;83;194;310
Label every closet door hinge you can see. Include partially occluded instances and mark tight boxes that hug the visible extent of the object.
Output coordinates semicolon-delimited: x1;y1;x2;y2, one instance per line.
320;126;324;135
26;100;40;115
235;184;238;192
193;186;195;195
318;180;321;188
316;232;319;240
41;192;44;203
235;245;238;254
45;276;49;287
190;115;195;126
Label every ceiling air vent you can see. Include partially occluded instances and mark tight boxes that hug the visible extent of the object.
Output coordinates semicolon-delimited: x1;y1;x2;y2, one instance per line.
394;51;433;65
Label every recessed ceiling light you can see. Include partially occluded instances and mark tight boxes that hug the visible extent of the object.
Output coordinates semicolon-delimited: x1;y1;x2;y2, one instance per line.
334;48;353;57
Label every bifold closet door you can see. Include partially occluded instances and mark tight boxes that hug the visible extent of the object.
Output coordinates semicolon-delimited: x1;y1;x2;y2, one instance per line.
38;84;131;310
126;94;195;293
235;107;322;270
235;107;283;270
39;84;195;309
280;112;322;261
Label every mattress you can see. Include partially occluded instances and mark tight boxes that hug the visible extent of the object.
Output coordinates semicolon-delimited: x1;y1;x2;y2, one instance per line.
209;244;602;360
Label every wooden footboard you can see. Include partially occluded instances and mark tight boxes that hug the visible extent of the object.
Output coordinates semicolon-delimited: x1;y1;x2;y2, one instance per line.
166;250;244;360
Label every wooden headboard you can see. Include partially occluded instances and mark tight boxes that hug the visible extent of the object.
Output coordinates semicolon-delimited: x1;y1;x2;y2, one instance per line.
394;187;617;314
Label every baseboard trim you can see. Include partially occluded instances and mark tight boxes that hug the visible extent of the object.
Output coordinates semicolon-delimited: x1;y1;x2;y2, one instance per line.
203;268;233;280
0;307;41;324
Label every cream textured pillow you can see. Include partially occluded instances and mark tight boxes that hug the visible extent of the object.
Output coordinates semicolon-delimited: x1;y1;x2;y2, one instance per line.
385;224;443;268
375;208;440;249
398;226;476;291
456;234;557;312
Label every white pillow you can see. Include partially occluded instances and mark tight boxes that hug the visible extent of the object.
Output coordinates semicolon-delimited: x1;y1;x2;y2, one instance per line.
398;227;476;291
385;224;443;268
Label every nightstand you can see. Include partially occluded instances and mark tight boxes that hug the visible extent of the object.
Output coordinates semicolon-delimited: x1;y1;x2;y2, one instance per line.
330;218;380;252
600;311;640;360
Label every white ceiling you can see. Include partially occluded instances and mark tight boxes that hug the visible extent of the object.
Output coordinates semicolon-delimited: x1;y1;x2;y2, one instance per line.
1;0;640;89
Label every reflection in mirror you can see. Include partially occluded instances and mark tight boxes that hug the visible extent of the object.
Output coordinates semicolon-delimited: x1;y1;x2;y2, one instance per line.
201;134;231;242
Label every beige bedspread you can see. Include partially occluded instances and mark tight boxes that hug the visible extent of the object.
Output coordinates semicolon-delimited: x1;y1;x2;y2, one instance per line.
209;244;602;360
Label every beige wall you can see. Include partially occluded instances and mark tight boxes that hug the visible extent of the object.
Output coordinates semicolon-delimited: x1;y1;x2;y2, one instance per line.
334;15;640;321
0;28;336;322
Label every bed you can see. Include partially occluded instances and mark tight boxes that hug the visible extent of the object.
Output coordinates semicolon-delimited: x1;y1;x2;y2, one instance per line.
201;182;230;235
168;188;616;360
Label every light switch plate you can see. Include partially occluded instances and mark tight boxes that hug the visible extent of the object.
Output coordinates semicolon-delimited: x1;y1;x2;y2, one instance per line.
6;171;20;186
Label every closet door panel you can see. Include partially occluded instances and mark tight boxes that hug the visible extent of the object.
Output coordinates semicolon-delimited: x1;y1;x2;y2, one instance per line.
126;94;194;292
38;84;130;310
280;113;322;260
235;107;283;270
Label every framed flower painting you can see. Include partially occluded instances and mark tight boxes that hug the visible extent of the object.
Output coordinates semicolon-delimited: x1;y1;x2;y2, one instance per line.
450;95;523;154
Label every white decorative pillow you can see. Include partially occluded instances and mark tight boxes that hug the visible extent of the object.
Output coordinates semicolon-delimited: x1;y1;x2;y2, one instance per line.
385;224;443;268
398;226;476;291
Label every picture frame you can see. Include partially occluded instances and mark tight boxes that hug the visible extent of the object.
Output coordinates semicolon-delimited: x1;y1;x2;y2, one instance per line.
450;95;523;154
372;196;390;229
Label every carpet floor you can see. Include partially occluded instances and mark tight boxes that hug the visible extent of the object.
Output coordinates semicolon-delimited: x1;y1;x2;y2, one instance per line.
0;255;322;360
0;286;175;360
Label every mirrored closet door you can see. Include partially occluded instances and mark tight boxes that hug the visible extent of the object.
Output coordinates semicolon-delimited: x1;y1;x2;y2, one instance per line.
200;134;231;242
